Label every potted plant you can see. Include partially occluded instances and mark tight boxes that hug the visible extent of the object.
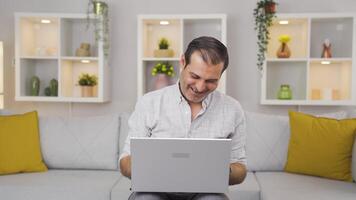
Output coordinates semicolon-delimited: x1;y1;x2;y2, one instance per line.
151;62;175;89
78;73;98;97
253;0;277;72
153;37;174;57
87;0;110;58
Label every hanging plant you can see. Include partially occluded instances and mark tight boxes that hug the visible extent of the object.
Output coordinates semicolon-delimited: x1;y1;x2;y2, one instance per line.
253;0;277;73
87;0;110;58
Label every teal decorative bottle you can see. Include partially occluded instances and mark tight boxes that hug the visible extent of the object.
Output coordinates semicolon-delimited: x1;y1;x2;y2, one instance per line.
31;76;40;96
50;79;58;96
277;84;292;100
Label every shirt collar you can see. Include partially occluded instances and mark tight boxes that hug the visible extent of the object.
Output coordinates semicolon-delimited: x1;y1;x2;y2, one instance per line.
174;82;213;110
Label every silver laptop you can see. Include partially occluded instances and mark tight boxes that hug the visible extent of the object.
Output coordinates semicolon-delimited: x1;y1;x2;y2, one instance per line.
131;137;231;193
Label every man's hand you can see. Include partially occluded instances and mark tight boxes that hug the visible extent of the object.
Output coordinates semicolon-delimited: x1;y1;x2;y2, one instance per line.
119;155;132;179
229;162;247;185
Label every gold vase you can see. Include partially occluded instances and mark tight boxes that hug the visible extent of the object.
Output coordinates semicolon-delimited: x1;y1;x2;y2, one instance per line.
276;42;291;58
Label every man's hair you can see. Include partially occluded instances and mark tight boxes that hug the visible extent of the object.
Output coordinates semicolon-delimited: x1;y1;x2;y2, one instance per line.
184;36;229;74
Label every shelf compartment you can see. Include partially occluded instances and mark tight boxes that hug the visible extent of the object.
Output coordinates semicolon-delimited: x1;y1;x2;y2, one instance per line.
60;59;98;98
267;18;308;59
308;60;352;101
183;18;223;48
19;16;59;57
61;18;98;57
310;17;353;58
143;61;179;94
142;19;181;58
266;61;307;100
19;58;58;97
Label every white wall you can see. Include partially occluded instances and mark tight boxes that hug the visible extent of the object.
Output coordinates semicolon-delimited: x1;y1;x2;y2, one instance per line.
1;0;356;117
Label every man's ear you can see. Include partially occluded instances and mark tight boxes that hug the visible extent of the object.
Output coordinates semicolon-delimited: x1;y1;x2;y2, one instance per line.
180;54;185;70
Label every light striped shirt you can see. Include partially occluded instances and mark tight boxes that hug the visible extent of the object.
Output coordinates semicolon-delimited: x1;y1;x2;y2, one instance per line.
120;83;247;165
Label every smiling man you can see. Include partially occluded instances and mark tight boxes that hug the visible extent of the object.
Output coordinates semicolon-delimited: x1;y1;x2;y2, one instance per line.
120;36;247;200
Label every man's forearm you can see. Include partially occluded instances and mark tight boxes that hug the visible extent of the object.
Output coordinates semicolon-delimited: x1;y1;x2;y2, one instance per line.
229;162;247;185
119;155;132;179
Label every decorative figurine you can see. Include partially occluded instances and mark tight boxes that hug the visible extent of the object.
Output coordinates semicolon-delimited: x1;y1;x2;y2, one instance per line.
321;39;332;58
31;76;40;96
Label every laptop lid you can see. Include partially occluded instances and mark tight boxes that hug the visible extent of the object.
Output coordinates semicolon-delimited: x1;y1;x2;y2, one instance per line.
131;137;231;193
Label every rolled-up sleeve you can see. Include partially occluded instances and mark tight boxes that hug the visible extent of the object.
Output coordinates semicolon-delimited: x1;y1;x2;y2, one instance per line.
230;113;247;166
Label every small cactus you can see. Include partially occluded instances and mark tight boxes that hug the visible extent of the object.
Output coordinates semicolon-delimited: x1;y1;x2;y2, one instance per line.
50;79;58;96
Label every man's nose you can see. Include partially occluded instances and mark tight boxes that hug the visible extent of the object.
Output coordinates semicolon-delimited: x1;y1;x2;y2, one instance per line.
196;80;206;92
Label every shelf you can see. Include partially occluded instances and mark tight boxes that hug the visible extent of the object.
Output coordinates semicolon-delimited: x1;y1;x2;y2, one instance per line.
19;59;58;97
15;13;109;103
143;61;179;93
142;57;180;61
262;13;355;106
19;16;59;57
308;60;352;101
261;99;355;106
61;18;98;57
141;19;182;58
266;58;308;62
310;17;353;58
267;18;309;59
266;61;307;100
61;56;99;61
183;18;223;48
138;14;227;97
60;59;99;98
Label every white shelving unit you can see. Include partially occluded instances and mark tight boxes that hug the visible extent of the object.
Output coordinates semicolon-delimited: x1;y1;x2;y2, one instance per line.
261;13;356;106
137;14;227;97
15;13;110;102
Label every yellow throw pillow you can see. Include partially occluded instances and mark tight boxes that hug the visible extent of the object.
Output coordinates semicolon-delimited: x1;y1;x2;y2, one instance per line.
0;111;47;175
285;111;356;182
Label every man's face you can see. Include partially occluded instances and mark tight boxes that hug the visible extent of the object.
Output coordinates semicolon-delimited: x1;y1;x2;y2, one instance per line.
179;51;224;104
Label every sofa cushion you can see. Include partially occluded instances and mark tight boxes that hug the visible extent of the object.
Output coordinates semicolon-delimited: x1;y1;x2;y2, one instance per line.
227;172;260;200
255;172;356;200
246;111;348;172
0;170;122;200
285;111;355;182
0;111;48;175
39;114;120;170
245;111;290;171
111;172;260;200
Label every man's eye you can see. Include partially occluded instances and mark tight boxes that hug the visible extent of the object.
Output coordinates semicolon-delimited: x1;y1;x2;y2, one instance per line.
191;75;199;79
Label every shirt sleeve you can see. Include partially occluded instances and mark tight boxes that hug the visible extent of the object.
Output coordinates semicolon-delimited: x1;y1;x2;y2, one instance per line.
230;111;247;166
119;97;151;161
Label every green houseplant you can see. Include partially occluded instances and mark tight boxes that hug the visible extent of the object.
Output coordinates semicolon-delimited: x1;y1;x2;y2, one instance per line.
152;62;175;90
87;0;110;58
154;37;174;57
78;73;98;97
254;0;277;73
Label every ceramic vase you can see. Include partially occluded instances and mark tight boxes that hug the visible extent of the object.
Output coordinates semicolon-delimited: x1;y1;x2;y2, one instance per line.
81;86;94;97
276;42;291;58
154;74;170;90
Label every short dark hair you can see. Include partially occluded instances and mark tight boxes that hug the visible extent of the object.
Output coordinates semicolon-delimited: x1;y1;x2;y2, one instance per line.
184;36;229;73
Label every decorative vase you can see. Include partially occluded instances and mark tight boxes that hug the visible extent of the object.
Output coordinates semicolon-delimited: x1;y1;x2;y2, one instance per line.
277;84;292;100
264;2;276;14
276;42;291;58
154;49;174;58
44;87;51;96
81;86;94;97
93;1;107;15
50;79;58;96
154;74;170;90
31;76;40;96
321;39;332;58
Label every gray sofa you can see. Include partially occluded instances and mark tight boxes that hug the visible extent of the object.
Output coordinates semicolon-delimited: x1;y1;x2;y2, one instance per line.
0;111;355;200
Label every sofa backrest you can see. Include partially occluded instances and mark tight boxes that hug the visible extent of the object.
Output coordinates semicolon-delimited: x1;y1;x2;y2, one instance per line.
39;114;120;170
245;111;349;172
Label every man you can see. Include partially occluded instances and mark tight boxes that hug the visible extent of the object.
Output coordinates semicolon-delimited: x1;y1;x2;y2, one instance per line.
120;36;247;200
